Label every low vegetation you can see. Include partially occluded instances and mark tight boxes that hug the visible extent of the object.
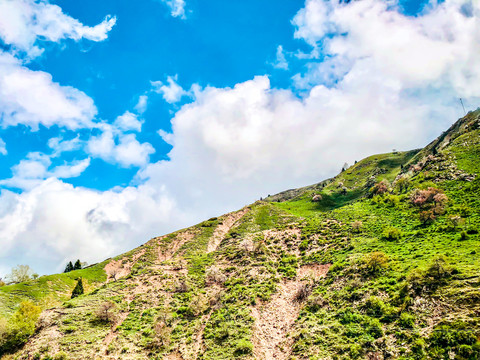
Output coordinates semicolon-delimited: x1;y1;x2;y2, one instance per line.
1;110;479;359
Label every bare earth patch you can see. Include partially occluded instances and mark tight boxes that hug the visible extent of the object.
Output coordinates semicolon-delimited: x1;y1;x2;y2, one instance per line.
207;208;249;253
104;249;145;283
251;280;300;360
252;264;330;359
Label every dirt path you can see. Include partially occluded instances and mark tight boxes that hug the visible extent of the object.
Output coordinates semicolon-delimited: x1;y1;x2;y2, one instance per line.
100;312;129;356
207;208;249;253
251;264;330;359
251;280;300;360
190;310;214;359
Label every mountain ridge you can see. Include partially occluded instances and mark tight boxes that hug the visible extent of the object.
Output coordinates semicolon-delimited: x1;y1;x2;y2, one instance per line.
1;110;480;360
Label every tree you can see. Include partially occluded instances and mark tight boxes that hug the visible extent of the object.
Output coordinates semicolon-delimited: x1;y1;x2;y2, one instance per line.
73;260;82;270
0;301;41;354
96;301;116;323
5;265;34;284
71;278;84;299
64;261;74;273
0;278;5;287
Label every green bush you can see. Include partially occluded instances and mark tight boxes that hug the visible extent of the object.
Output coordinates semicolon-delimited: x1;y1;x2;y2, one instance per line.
0;301;42;355
382;227;403;241
234;339;253;355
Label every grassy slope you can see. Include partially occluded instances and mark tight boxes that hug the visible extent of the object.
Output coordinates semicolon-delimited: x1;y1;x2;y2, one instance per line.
0;263;108;318
1;111;479;360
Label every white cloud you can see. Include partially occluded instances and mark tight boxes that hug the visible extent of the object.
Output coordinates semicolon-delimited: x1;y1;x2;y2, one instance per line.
114;111;143;132
48;135;83;157
0;138;6;155
0;0;116;58
293;0;480;96
135;95;148;114
0;52;97;130
158;0;186;19
151;75;189;103
87;126;154;168
0;179;185;275
273;45;289;70
50;158;91;179
0;152;91;190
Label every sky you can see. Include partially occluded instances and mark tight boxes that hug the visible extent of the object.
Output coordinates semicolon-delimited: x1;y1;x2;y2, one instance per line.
0;0;478;276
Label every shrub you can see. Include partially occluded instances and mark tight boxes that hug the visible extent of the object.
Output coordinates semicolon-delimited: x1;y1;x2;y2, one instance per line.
234;339;253;355
174;279;189;293
371;179;390;195
95;301;116;323
0;301;41;355
189;294;209;316
419;210;436;225
293;283;312;303
384;194;401;207
382;227;402;241
410;187;448;217
364;252;388;275
148;321;171;350
365;317;383;338
351;220;363;233
395;176;410;193
406;256;456;294
205;266;226;285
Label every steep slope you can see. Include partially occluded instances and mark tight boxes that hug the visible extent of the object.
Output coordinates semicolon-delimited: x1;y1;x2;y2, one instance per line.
1;110;480;360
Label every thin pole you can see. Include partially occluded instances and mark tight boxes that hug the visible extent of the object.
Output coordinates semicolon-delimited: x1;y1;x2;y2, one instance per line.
460;98;466;115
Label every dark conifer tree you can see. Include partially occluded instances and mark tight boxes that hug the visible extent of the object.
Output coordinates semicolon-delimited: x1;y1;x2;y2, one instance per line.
71;278;84;299
64;261;73;273
74;259;82;270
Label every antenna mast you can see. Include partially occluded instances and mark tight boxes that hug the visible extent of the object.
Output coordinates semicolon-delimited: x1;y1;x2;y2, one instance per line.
460;98;466;115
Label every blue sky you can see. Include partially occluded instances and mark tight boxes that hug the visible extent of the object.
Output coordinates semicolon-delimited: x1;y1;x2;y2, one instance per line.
0;0;477;276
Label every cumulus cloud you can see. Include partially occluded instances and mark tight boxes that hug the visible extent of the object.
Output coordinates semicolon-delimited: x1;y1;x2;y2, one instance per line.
293;0;480;97
158;0;186;19
0;179;185;275
0;152;91;190
87;126;154;168
114;111;143;132
151;75;190;104
0;0;116;58
0;52;97;130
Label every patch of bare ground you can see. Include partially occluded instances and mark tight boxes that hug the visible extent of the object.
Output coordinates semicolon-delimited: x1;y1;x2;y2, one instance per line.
104;249;146;283
207;208;249;253
252;264;330;360
297;264;330;279
100;312;129;356
164;352;184;360
251;280;299;360
21;310;63;357
158;231;196;262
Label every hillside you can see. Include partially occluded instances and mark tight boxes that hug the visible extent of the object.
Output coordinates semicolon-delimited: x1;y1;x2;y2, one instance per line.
1;110;479;360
